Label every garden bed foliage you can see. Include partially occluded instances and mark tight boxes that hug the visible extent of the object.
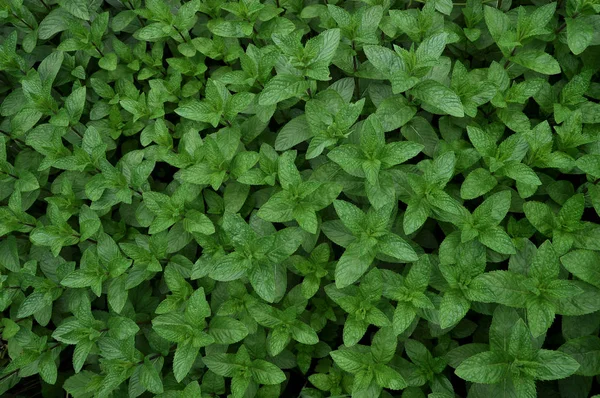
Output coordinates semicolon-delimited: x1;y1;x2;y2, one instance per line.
2;0;600;397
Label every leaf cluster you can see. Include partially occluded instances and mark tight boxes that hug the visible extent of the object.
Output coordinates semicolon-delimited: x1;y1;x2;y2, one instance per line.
2;1;600;398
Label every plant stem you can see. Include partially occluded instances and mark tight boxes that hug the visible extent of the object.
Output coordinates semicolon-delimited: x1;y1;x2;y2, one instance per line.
12;12;35;30
0;370;19;384
173;26;188;43
124;0;146;27
0;130;26;146
352;41;360;100
0;170;19;180
69;125;84;139
503;47;517;69
556;12;579;34
91;41;105;58
39;0;51;11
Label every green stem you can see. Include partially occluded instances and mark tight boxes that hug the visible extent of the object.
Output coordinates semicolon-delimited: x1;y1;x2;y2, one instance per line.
72;232;98;244
0;370;19;384
91;41;105;58
503;47;517;69
69;125;84;139
352;41;360;100
11;12;35;30
0;131;26;146
556;12;579;34
39;0;51;11
124;0;146;27
0;170;19;180
173;26;189;43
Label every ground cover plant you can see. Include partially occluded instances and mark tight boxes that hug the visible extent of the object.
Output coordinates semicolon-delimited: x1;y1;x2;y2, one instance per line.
2;0;600;397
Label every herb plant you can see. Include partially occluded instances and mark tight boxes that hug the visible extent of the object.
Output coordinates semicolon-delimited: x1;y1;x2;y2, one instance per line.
1;0;600;397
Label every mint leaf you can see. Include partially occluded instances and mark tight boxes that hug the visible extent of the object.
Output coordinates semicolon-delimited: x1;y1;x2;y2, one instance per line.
566;17;593;55
411;80;465;117
2;2;597;396
455;351;510;384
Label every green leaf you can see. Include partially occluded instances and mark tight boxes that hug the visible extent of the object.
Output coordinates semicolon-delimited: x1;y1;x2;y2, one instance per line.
511;51;561;75
250;360;287;385
507;319;535;360
461;168;498;200
392;301;416;335
257;192;294;222
65;87;86;124
411;80;465;117
98;53;118;71
560;250;600;289
185;287;211;323
107;316;139;340
335;241;376;288
376;233;418;262
175;100;220;126
343;315;368;346
141;359;164;394
73;340;93;373
209;317;249;344
183;210;215;235
275;116;311;151
455;351;510;384
58;0;90;20
566;17;593;55
577;154;600;179
2;1;598;395
532;350;580;380
291;322;319;345
439;290;470;328
472;190;512;227
527;298;555;337
332;200;366;236
403;197;430;235
471;271;529;306
38;352;58;384
0;235;20;271
479;226;516;254
330;348;369;373
259;75;310;106
18;291;52;318
484;5;509;44
39;10;75;39
375;96;416;131
79;205;101;241
203;353;241;377
374;363;407;390
208;19;253;38
173;340;200;382
371;327;397;364
416;33;448;65
559;336;600;376
523;201;556;236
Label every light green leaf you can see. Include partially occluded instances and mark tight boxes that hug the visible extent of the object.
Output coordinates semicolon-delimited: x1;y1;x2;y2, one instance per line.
560;250;600;289
566;17;593;55
411;80;465;117
455;351;510;384
511;51;561;75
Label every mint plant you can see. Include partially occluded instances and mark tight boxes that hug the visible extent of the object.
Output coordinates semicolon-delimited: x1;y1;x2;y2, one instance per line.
1;0;600;397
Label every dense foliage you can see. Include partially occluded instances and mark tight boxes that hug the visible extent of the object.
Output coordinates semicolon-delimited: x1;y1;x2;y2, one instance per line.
2;0;600;397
